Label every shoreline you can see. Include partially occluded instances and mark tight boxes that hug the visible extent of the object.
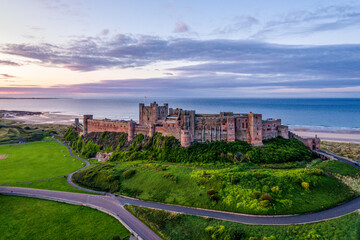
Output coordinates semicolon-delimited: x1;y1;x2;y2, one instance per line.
1;110;360;143
1;110;81;125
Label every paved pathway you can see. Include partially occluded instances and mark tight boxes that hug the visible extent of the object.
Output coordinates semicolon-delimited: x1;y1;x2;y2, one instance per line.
1;140;360;239
0;186;161;240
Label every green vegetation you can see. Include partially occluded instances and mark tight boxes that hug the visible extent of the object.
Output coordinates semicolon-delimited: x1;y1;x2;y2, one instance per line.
73;159;358;215
0;195;130;240
321;141;360;161
0;138;84;184
65;127;316;165
0;119;67;144
125;205;360;240
10;177;94;194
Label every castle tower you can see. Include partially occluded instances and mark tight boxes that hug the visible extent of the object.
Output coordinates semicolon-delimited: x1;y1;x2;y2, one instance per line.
83;115;93;135
128;121;135;141
278;125;289;139
227;117;236;142
248;112;263;146
181;130;192;147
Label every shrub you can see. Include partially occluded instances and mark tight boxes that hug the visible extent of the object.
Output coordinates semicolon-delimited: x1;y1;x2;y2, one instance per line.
230;176;240;184
210;195;219;201
123;169;136;179
82;140;100;158
260;200;271;207
206;189;217;195
251;191;262;199
260;193;273;202
163;172;177;183
301;181;310;190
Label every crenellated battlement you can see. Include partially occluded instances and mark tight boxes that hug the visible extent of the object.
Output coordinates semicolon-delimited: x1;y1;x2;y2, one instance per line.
79;102;320;149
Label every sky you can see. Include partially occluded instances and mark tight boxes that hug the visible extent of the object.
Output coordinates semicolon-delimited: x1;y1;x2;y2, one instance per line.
0;0;360;98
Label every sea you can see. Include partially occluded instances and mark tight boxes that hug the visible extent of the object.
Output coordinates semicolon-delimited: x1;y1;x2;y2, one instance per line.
1;98;359;131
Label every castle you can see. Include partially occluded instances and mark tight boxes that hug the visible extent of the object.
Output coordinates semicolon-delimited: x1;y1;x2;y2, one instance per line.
77;102;320;150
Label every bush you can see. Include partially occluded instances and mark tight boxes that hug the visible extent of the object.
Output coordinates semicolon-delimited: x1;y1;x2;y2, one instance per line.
82;140;100;158
206;189;217;195
163;172;177;183
210;195;219;201
260;193;273;202
123;169;136;179
251;191;262;199
301;182;310;190
230;176;240;184
260;200;271;207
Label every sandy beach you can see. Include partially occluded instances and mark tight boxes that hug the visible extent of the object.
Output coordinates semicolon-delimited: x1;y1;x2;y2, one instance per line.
291;128;360;143
1;111;80;125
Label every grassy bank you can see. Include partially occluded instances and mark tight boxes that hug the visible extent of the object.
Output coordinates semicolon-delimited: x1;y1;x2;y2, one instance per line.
0;138;84;184
0;195;130;240
73;159;359;215
125;205;360;240
0;119;67;144
321;141;360;161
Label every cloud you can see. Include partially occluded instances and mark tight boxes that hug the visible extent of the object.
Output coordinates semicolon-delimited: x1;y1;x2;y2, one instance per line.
1;34;360;97
212;16;259;35
174;21;189;33
252;5;360;39
0;74;16;79
0;60;21;66
101;29;110;36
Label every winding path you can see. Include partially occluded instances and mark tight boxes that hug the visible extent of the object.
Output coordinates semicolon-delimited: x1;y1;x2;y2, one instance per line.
1;140;360;239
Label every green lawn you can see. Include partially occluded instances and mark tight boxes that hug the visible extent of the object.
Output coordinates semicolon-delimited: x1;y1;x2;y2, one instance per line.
125;205;360;240
0;139;84;184
73;159;359;215
0;195;130;240
11;177;94;194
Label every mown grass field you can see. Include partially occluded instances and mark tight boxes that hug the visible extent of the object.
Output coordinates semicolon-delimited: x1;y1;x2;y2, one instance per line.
12;177;93;194
0;138;84;184
0;195;130;240
73;159;360;215
125;205;360;240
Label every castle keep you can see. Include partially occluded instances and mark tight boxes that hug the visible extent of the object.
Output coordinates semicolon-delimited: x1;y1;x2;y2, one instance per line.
77;102;322;149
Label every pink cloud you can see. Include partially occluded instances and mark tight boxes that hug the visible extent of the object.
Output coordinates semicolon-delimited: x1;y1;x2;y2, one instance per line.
174;22;189;33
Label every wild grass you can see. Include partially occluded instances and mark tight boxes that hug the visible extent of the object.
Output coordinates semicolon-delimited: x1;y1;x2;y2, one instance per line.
0;195;130;240
125;205;360;240
0;119;67;144
73;159;359;215
321;141;360;161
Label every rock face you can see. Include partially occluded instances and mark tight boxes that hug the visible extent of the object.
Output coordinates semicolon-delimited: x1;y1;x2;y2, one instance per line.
80;102;320;149
96;152;113;162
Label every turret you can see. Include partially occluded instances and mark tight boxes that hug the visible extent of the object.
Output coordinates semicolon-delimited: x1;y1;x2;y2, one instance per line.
83;115;93;135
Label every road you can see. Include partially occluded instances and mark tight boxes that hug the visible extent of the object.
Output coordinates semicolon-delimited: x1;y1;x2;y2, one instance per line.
0;186;161;240
1;140;360;239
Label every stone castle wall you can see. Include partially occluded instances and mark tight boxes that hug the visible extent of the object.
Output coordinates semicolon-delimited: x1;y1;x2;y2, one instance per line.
81;102;319;149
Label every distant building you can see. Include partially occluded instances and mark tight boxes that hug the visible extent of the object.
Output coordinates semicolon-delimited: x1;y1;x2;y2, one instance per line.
79;102;320;150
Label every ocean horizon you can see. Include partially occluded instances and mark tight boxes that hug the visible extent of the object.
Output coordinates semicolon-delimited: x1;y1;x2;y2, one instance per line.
1;98;359;131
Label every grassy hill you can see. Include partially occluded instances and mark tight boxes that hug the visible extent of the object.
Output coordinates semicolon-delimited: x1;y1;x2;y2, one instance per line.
73;159;359;215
